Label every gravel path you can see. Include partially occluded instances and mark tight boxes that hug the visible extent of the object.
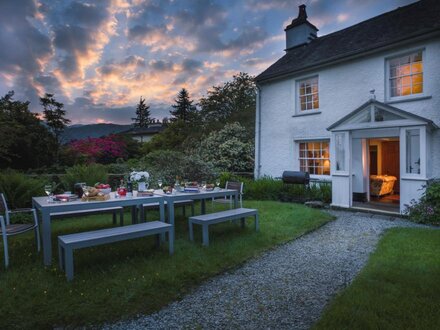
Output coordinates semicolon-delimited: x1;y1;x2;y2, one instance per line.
104;210;430;330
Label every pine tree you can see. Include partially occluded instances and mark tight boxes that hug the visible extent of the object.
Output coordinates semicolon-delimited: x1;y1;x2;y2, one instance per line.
40;93;70;143
132;96;152;128
170;88;198;123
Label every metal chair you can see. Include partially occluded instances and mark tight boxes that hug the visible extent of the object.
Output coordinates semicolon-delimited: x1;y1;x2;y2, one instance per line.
212;181;244;209
0;193;40;268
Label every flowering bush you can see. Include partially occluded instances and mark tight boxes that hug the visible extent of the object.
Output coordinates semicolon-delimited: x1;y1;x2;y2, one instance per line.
67;135;127;164
405;180;440;225
130;171;150;182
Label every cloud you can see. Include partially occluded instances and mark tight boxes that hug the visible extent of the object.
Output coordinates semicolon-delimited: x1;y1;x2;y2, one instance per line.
0;0;53;108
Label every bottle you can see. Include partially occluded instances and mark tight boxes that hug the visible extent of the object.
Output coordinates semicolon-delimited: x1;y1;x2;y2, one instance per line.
127;177;133;197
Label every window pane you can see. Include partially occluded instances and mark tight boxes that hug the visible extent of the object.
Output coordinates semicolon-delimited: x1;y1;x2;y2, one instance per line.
298;141;330;175
389;51;423;98
335;133;345;171
298;77;319;111
406;129;420;174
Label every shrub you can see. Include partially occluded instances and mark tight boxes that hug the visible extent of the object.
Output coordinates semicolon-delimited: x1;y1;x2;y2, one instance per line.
61;164;108;191
238;176;331;203
121;150;216;187
66;135;128;164
0;170;45;209
405;179;440;225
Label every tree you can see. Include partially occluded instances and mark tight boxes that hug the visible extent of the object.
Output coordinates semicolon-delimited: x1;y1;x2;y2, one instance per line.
199;72;256;133
198;122;254;172
132;97;152;128
0;91;57;169
40;93;70;145
170;88;198;123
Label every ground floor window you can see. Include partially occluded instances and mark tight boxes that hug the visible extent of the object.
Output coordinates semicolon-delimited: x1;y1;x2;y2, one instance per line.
299;141;330;175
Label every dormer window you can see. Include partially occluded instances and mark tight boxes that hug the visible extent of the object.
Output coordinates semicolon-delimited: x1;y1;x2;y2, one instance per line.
298;76;319;111
388;51;423;98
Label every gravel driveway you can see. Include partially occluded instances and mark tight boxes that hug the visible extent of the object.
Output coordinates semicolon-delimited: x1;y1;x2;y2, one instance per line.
104;210;428;330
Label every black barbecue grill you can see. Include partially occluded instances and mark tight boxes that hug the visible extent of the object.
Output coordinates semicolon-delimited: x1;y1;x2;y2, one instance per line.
282;171;310;185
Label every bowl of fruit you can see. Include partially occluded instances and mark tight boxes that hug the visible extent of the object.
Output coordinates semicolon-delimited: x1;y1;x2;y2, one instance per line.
95;183;111;195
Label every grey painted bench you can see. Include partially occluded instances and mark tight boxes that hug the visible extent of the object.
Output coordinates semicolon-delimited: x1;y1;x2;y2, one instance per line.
58;221;173;281
188;208;259;246
52;207;124;226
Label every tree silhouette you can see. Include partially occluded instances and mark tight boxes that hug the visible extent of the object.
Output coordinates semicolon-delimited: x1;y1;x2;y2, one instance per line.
40;93;70;144
170;88;198;123
132;96;152;128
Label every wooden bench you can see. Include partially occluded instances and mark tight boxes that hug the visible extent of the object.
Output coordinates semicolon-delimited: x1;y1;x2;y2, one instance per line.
188;208;259;246
52;207;124;226
58;221;173;281
139;200;195;221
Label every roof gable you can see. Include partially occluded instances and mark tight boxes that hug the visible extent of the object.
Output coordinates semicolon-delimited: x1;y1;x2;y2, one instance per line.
257;0;440;83
327;99;438;131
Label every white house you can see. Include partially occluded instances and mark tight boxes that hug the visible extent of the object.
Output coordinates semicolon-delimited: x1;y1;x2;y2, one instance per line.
255;0;440;214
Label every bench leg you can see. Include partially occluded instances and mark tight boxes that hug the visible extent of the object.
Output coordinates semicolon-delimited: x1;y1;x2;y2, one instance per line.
120;209;124;226
155;234;161;248
58;245;64;271
65;247;74;281
255;213;259;232
168;229;174;255
202;225;209;247
112;212;117;225
240;217;246;228
189;220;194;241
191;203;195;216
139;206;145;223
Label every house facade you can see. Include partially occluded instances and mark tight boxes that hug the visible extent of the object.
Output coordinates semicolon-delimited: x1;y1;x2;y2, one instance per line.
255;1;440;214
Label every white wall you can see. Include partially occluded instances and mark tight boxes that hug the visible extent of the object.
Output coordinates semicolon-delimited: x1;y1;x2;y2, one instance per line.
257;38;440;180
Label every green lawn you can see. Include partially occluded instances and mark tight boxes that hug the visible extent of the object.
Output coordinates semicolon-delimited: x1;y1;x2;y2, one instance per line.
0;200;332;329
314;228;440;330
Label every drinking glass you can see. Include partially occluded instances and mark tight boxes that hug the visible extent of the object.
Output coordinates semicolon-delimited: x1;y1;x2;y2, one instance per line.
44;184;53;202
158;179;163;189
201;181;207;190
215;179;220;188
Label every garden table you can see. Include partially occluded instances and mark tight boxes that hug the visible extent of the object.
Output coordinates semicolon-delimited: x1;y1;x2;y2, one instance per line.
154;188;239;238
32;193;165;266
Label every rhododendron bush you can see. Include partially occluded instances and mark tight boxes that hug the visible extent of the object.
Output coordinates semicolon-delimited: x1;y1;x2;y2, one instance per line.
67;135;127;164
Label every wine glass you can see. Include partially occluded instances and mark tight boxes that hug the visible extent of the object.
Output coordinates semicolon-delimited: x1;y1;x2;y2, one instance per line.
158;179;163;189
201;181;207;190
44;184;53;202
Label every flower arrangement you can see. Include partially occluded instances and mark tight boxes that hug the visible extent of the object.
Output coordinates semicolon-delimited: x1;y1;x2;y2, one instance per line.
130;171;150;183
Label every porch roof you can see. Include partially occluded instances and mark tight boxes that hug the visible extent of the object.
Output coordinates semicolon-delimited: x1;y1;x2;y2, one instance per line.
327;99;438;132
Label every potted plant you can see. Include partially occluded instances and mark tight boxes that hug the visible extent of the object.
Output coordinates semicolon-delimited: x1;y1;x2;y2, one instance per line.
130;170;150;191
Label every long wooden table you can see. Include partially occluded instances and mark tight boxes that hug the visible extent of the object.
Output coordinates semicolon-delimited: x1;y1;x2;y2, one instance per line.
32;194;165;266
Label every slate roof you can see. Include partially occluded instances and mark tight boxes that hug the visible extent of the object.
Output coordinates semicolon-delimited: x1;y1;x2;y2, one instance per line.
128;125;164;135
256;0;440;83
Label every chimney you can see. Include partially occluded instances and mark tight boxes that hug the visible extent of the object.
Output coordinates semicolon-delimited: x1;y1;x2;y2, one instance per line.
285;4;318;51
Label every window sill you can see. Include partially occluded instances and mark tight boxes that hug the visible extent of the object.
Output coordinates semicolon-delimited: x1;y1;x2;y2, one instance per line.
292;111;321;118
386;95;432;105
401;176;428;181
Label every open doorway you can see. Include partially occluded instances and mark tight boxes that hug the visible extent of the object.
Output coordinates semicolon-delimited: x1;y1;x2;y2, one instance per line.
367;138;400;211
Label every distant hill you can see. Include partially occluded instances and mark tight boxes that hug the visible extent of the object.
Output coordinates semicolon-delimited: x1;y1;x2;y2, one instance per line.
61;123;132;143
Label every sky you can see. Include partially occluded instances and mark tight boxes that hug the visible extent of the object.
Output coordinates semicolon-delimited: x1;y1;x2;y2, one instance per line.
0;0;417;125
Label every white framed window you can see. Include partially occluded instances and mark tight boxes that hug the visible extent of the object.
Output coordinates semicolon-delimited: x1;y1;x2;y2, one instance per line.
405;129;421;174
298;76;319;111
388;50;423;99
335;133;346;172
298;140;330;175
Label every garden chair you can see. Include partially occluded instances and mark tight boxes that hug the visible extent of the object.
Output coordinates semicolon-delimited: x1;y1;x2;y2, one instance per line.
0;193;40;268
212;181;244;209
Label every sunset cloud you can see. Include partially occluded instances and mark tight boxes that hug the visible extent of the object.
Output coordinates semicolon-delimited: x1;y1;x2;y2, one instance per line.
0;0;418;124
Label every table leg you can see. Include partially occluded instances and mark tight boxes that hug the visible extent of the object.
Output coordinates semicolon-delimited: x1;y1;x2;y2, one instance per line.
159;200;166;242
131;205;137;224
233;191;238;209
167;200;175;241
42;210;52;266
201;199;206;214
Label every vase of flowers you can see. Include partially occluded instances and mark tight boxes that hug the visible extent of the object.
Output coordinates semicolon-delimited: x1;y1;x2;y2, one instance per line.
130;170;150;191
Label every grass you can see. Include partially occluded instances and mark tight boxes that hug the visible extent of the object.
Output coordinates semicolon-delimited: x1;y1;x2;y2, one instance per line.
314;228;440;330
0;200;332;328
